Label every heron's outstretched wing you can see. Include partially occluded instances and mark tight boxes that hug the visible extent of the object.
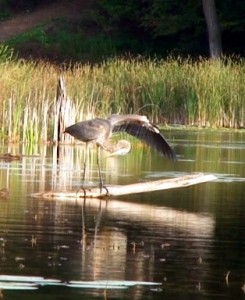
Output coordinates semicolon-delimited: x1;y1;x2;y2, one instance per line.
112;122;176;160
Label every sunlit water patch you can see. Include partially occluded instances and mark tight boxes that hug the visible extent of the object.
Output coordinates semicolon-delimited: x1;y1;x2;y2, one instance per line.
0;129;244;299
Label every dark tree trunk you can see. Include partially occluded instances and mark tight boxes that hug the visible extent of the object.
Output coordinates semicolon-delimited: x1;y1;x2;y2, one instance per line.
202;0;222;58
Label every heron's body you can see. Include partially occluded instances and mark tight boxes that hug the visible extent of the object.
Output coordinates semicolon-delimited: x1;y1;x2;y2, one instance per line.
64;114;176;191
66;118;111;145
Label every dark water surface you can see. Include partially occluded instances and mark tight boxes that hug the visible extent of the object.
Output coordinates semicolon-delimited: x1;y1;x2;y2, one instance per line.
0;130;244;299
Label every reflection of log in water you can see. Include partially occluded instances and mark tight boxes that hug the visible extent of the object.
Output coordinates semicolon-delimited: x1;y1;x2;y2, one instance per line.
31;173;216;198
32;189;214;238
71;197;214;287
83;197;214;238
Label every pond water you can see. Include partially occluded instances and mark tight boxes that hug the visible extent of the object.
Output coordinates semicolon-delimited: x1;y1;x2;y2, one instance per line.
0;129;244;299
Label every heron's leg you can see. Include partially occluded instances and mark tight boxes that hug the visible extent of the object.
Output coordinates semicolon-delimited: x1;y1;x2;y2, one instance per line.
82;143;88;187
75;143;88;198
96;145;110;195
97;145;104;192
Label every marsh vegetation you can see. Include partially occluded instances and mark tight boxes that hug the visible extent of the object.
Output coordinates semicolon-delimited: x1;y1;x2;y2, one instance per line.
0;46;244;144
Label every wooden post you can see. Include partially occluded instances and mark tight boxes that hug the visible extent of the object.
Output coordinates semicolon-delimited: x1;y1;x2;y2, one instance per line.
53;76;76;145
53;76;65;144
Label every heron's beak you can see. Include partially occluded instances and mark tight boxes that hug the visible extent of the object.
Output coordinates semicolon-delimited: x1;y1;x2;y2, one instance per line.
106;148;131;158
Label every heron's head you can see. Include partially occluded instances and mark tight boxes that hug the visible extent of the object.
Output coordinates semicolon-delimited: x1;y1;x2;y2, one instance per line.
107;139;131;157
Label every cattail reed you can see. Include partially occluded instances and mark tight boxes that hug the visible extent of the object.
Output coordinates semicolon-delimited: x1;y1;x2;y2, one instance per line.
0;46;244;145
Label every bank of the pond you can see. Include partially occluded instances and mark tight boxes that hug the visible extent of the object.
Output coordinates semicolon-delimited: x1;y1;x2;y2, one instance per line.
0;52;244;143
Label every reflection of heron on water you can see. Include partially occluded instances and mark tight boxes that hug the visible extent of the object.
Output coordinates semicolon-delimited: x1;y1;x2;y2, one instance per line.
77;197;214;284
64;114;176;191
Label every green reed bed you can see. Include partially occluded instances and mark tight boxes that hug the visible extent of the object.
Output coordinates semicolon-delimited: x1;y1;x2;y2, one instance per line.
0;48;244;144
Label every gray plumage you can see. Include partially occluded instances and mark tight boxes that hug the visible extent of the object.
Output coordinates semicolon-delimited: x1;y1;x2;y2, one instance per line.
64;114;176;191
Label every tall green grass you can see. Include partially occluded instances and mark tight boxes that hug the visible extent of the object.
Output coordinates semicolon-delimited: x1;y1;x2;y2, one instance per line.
0;49;244;144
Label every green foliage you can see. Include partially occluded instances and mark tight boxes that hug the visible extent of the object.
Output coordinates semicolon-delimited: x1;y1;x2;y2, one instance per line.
0;55;244;145
6;20;119;62
92;0;244;56
1;0;244;60
9;25;50;46
141;0;203;36
0;0;11;20
0;44;14;62
217;0;245;31
92;0;206;56
7;23;52;53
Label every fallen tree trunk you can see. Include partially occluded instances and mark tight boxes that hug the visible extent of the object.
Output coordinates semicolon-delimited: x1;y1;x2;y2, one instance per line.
30;173;216;200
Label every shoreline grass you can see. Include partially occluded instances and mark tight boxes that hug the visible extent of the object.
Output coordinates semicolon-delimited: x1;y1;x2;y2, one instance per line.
0;47;244;144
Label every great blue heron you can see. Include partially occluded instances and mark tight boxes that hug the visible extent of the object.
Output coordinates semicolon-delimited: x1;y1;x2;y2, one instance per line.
64;114;176;191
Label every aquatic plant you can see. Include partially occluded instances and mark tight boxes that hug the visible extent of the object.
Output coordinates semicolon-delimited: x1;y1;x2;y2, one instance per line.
0;55;244;144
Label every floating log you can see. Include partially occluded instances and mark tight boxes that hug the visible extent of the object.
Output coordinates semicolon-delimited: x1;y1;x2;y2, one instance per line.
0;153;21;161
0;188;9;199
30;173;216;200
